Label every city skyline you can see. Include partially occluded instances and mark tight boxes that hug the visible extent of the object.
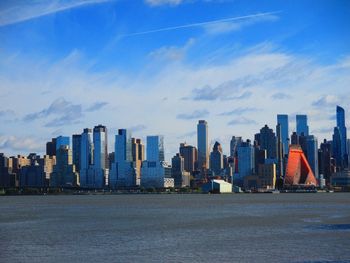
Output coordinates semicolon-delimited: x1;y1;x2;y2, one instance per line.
1;0;350;159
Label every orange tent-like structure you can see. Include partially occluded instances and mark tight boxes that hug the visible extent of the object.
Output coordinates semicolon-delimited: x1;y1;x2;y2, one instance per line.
284;145;317;186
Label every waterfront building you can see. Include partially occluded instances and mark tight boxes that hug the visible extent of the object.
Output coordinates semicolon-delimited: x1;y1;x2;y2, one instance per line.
92;125;108;188
335;106;348;168
132;138;145;186
202;179;232;193
197;120;209;173
306;135;319;179
179;143;197;173
284;145;317;187
332;127;342;169
171;153;190;187
236;140;255;186
80;128;94;188
72;134;82;173
50;145;79;187
209;141;224;176
20;154;45;188
318;139;332;185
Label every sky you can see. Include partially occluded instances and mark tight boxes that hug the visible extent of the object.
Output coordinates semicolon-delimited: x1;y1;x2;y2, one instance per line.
0;0;350;160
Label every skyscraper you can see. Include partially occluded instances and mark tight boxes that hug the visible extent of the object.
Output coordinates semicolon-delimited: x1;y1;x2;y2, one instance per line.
276;124;284;178
171;153;190;187
110;129;135;188
147;135;165;162
72;134;81;173
93;125;108;188
319;139;332;185
306;135;319;179
56;136;70;150
210;141;224;176
277;114;289;155
336;105;348;168
179;143;197;173
197;120;209;172
46;138;57;156
332;127;342;169
51;146;79;187
230;136;242;157
80;128;93;188
256;125;277;159
236;140;255;186
296;115;309;136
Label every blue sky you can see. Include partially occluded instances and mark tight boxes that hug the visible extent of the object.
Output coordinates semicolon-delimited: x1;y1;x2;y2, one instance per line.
0;0;350;160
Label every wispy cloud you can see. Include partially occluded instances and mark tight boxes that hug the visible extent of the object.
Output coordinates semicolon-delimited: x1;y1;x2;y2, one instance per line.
24;97;83;127
0;135;42;152
85;101;108;112
177;109;209;120
121;11;281;37
0;0;111;27
219;107;259;116
228;117;257;126
145;0;184;6
129;124;147;132
271;92;292;100
312;95;339;108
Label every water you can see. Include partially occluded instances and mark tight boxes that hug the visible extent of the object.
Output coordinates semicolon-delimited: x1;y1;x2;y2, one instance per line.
1;193;350;263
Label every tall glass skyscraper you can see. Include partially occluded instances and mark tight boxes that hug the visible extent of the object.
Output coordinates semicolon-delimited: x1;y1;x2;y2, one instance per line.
197;120;209;171
336;105;347;166
115;129;132;162
306;135;319;179
277;114;289;155
93;125;108;188
296;115;309;136
56;136;70;150
80;128;93;187
147;135;164;162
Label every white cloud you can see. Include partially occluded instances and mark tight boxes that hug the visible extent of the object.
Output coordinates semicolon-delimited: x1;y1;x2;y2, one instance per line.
0;0;111;27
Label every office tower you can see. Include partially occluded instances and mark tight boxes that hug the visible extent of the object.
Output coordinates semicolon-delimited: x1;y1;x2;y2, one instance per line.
296;115;309;136
306;135;319;179
46;138;57;156
10;155;30;187
110;129;135;188
131;138;145;186
56;136;70;150
336;106;348;168
254;146;267;174
210;141;224;176
256;125;277;159
141;136;173;188
80;128;94;187
179;143;198;173
171;153;190;187
319;139;332;185
348;139;350;167
72;134;81;173
257;163;276;189
93;125;108;188
197;120;209;172
50;145;79;187
0;153;16;187
332;127;342;169
291;132;299;145
230;136;242;157
236;140;255;186
277;114;289;155
147;135;164;162
20;154;45;188
276;124;284;178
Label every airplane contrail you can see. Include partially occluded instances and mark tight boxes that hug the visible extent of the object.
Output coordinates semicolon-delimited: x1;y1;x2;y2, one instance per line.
121;11;281;37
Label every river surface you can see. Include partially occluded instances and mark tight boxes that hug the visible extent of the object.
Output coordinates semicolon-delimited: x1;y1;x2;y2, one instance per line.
1;193;350;263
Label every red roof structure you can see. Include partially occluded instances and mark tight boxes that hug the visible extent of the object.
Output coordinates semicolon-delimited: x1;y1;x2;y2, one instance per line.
284;145;317;187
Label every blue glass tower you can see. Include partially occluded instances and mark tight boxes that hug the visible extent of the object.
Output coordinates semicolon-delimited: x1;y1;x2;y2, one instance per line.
277;114;289;155
147;135;165;162
296;115;309;136
115;129;132;162
336;106;347;167
56;136;70;150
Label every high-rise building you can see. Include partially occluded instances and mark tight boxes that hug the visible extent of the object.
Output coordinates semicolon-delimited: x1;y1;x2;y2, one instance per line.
236;140;255;186
147;135;164;162
179;143;197;173
0;153;16;187
306;135;319;179
332;127;342;169
256;125;277;159
141;136;173;188
110;129;135;188
319;139;332;185
291;132;299;145
93;125;108;188
171;153;190;188
336;106;348;168
20;154;45;188
197;120;209;172
277;114;289;156
46;138;57;156
209;141;224;176
51;146;79;187
276;124;284;178
296;115;309;136
131;138;145;186
72;134;81;173
80;128;94;188
56;136;70;150
230;136;242;157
